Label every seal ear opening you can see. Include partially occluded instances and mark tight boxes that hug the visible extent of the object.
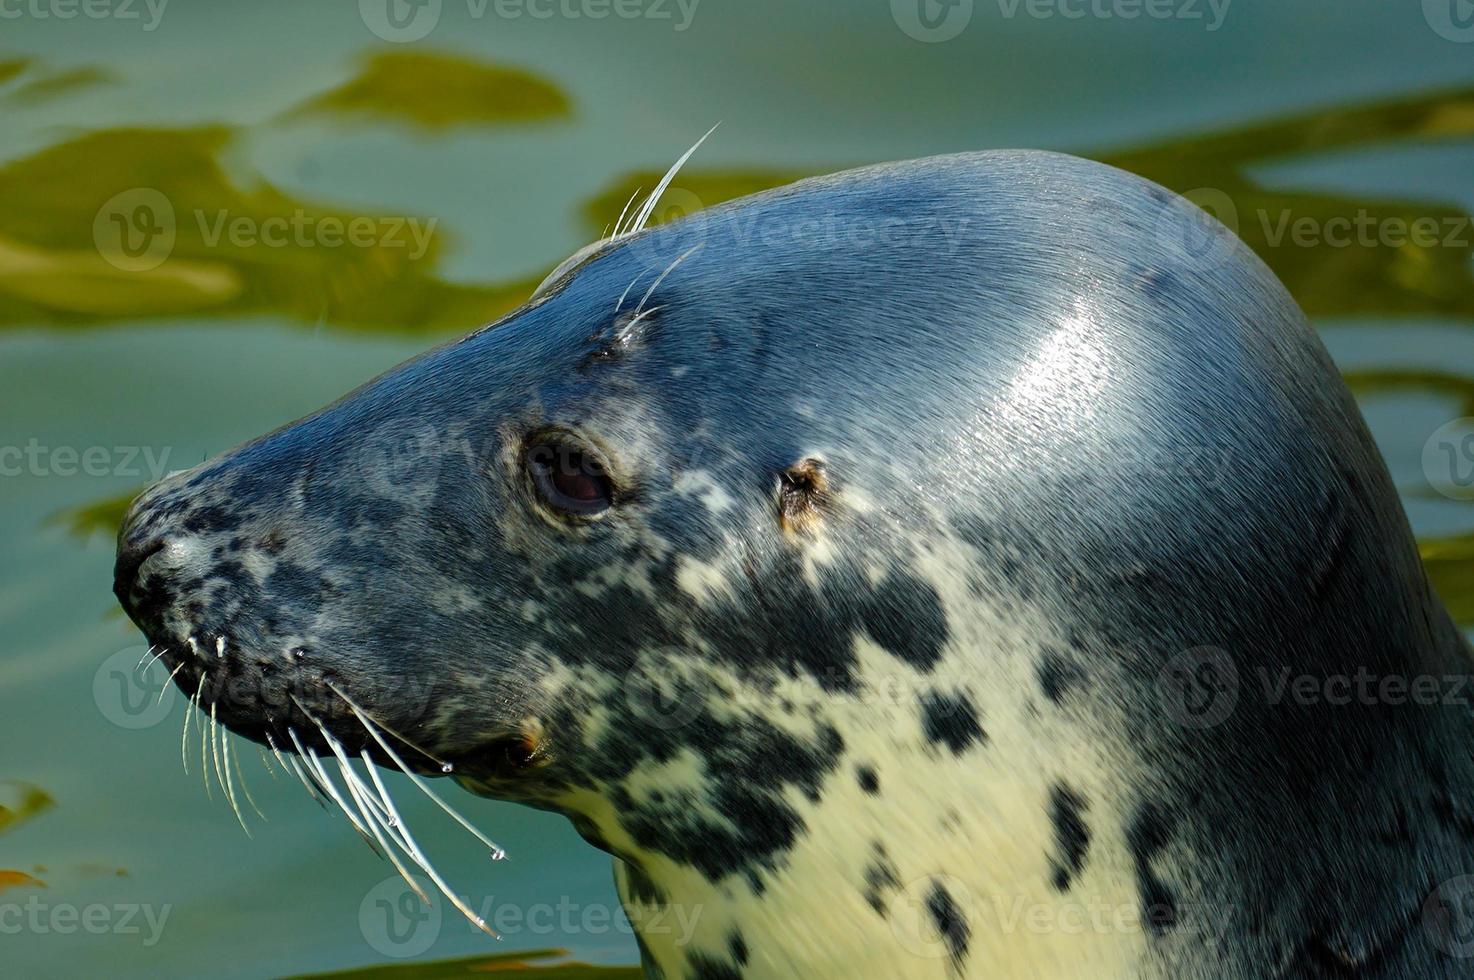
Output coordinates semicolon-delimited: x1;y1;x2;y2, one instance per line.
777;457;830;535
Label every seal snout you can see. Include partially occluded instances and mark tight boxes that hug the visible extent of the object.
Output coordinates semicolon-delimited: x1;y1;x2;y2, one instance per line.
112;530;166;622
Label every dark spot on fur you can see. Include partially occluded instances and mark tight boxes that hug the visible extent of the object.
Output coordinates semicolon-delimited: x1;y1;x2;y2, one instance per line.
925;880;970;972
920;690;985;754
857;764;879;795
620;859;665;905
209;559;248;589
863;845;900;916
859;571;949;671
687;953;743;980
181;503;240;534
1137;267;1177;300
728;932;749;966
262;562;337;606
1038;649;1084;704
593;716;845;885
1126;803;1178;935
1048;784;1091;891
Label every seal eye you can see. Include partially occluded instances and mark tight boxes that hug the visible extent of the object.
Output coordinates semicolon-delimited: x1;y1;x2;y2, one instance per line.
527;441;612;518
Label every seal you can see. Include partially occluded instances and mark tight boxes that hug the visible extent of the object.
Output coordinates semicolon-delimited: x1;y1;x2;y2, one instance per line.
114;148;1474;979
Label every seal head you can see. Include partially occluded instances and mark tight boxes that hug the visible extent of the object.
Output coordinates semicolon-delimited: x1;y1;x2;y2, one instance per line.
116;151;1474;979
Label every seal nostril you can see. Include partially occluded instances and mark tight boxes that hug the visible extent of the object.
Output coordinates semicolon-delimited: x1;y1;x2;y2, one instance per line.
113;535;167;612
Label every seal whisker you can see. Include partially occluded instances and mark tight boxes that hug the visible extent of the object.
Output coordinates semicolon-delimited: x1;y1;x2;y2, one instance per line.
274;733;330;812
231;738;267;821
323;682;453;772
331;687;507;861
358;748;403;833
159;660;186;706
341;758;394;827
611;186;643;241
265;732;295;782
355;747;499;939
293;731;384;857
257;745;280;779
210;699;229;803
616;270;644;313
619;306;664;344
136;643;162;672
285;705;385;850
220;734;252;835
181;685;198;775
319;732;431;904
198;679;212;800
316;726;395;827
633;245;700;319
624;124;718;238
214;702;251;835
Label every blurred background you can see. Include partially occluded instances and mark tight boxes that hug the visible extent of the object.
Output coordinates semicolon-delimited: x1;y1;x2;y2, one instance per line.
2;0;1473;976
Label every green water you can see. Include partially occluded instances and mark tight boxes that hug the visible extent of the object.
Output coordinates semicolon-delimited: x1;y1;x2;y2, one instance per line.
2;1;1473;976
